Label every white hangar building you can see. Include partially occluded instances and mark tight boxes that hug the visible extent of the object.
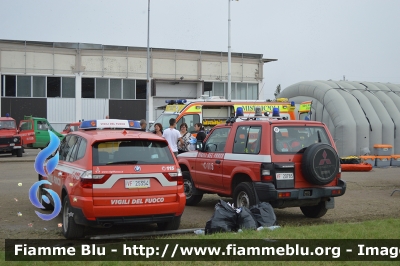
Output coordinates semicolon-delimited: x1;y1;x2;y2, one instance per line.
279;80;400;157
0;39;276;131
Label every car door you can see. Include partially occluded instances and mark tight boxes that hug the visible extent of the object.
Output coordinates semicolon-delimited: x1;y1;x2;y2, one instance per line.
18;120;36;145
53;135;80;196
35;120;50;147
194;127;230;191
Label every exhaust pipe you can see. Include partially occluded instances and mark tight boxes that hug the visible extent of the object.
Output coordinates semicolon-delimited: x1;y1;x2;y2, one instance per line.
102;223;112;228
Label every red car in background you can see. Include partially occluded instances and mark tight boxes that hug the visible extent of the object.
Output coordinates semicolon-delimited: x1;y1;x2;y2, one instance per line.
61;122;81;135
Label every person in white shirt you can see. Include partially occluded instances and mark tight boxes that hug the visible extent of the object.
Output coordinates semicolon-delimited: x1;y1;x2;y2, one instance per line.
162;118;183;158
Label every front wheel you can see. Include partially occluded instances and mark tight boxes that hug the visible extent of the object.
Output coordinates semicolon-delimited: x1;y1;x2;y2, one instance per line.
300;201;328;218
62;196;85;239
183;171;203;206
233;182;257;209
16;149;23;157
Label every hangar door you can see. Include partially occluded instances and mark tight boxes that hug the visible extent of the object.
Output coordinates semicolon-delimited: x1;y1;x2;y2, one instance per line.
152;81;198;121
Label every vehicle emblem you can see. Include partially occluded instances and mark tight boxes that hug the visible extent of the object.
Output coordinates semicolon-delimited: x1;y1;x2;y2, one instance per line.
95;167;100;174
319;150;331;165
134;166;141;172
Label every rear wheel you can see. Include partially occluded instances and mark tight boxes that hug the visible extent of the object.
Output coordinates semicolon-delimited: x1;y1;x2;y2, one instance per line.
62;196;85;239
157;216;181;231
183;171;203;206
233;182;257;209
300;201;328;218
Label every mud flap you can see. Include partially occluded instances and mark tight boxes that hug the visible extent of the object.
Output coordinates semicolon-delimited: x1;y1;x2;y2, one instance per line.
325;197;335;209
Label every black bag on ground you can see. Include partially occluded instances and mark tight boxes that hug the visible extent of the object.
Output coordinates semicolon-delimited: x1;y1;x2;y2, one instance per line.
237;206;258;230
205;200;238;235
250;202;277;227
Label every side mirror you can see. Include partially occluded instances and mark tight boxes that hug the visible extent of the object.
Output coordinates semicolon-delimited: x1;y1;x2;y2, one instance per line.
195;141;203;151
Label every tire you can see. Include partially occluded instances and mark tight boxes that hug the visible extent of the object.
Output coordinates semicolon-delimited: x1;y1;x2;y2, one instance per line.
301;143;339;185
62;196;85;239
157;216;181;231
300;201;328;218
233;182;257;209
16;148;23;157
183;171;203;206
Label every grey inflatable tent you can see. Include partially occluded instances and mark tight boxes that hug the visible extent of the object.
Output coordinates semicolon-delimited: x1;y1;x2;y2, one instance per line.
278;80;400;157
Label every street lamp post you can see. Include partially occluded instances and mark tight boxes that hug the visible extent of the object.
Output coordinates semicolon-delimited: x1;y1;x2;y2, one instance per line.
146;0;150;126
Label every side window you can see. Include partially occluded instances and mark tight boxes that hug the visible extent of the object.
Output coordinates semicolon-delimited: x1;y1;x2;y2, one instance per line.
76;138;87;160
37;121;49;131
204;128;231;152
177;114;200;134
246;126;262;154
233;126;250;154
65;135;79;162
19;121;33;131
59;135;70;161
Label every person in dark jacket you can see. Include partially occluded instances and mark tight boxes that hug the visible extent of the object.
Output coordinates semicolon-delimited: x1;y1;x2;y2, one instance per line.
194;123;206;142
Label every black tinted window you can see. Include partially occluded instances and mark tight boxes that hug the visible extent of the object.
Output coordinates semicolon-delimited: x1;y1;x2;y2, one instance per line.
274;126;331;153
92;140;175;166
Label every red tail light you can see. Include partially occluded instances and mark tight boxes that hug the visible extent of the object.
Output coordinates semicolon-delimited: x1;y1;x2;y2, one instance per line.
278;192;291;198
261;169;273;182
79;171;111;189
162;168;183;186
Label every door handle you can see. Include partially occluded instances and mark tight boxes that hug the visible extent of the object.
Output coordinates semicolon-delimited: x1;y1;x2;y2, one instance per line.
37;132;40;134
215;160;221;164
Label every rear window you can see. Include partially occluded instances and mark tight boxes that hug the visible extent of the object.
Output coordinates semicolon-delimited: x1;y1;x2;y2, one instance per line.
273;126;332;153
92;139;175;165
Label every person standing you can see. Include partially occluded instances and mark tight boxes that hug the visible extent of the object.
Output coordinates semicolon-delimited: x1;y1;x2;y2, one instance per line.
152;123;163;137
178;123;193;154
163;118;183;158
194;123;206;142
139;119;147;131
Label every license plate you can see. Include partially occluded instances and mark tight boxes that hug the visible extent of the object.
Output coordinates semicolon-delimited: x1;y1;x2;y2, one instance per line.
276;173;294;180
125;179;150;189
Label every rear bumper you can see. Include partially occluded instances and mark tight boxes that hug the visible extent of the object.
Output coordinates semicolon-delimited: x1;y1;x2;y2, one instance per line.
68;193;186;227
254;179;346;208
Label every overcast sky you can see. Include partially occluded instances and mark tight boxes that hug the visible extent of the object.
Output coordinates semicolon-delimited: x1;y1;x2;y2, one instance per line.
1;0;399;100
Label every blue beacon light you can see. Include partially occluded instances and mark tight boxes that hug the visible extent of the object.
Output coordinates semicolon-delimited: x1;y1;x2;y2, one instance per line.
236;107;244;117
272;107;280;117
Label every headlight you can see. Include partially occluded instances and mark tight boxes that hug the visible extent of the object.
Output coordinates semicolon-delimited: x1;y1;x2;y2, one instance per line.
13;138;19;143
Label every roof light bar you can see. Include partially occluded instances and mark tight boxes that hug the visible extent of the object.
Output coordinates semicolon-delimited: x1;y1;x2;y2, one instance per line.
80;119;141;130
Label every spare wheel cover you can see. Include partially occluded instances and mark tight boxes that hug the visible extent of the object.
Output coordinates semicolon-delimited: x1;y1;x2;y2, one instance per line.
302;143;339;185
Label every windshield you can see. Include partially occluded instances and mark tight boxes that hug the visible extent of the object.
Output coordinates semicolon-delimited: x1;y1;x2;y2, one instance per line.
92;139;175;166
149;113;178;132
0;120;16;129
274;126;331;153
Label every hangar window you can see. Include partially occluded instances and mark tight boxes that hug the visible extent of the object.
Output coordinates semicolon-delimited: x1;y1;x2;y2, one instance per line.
17;76;31;97
96;78;108;98
123;79;135;99
62;77;75;98
47;77;61;97
136;80;146;99
33;76;46;97
82;78;95;98
5;75;16;97
110;79;122;99
209;82;258;100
